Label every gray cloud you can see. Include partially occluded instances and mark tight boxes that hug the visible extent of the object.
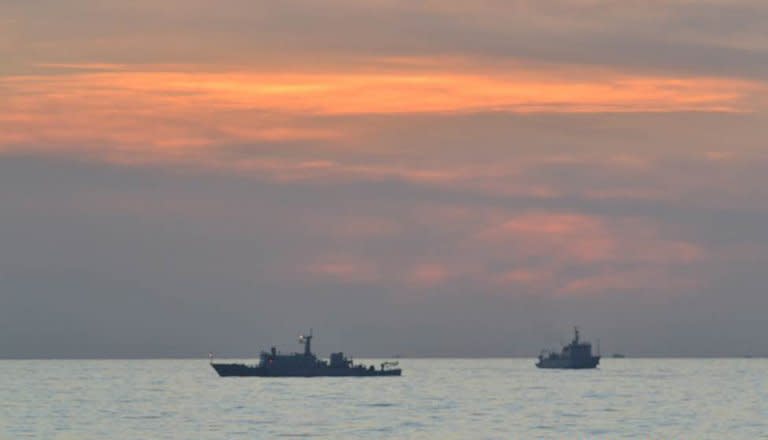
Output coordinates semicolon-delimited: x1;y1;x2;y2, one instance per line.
2;146;768;357
2;0;768;78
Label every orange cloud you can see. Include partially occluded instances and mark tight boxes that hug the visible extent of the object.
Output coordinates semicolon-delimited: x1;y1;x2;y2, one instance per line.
0;59;761;160
467;211;708;296
292;208;707;298
408;263;451;288
480;213;616;263
479;212;706;267
496;268;553;286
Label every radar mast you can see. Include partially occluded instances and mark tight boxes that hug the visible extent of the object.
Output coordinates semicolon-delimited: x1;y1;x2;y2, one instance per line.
299;329;313;356
573;326;580;344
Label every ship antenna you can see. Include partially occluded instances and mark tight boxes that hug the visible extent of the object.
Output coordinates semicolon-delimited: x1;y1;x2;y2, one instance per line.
574;326;580;344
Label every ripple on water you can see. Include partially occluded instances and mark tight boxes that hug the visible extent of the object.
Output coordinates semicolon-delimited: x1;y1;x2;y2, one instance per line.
1;359;767;439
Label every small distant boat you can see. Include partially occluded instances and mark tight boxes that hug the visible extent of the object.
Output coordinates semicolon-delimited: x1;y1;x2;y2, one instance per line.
612;353;626;358
210;330;402;377
536;327;600;369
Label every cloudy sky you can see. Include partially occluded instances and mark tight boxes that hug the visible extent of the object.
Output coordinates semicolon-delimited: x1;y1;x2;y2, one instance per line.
2;0;767;357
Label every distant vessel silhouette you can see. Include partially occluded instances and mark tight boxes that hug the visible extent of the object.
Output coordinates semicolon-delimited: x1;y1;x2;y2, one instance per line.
536;327;600;369
210;330;402;377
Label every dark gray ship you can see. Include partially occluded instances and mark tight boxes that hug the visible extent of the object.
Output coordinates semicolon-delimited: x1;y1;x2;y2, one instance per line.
536;327;600;369
210;331;402;377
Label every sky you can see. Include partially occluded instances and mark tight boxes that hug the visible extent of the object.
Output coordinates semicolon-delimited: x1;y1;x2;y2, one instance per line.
1;0;768;357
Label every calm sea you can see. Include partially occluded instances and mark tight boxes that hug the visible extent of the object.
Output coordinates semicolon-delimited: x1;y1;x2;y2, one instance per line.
0;359;766;439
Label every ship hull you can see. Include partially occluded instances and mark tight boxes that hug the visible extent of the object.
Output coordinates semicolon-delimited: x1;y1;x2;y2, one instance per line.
536;357;600;369
211;363;402;377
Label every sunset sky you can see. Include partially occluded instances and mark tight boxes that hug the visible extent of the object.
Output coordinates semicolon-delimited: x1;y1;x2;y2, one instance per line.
2;0;768;357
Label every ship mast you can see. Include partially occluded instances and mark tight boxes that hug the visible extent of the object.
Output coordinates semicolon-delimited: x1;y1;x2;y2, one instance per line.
573;326;580;344
299;329;313;356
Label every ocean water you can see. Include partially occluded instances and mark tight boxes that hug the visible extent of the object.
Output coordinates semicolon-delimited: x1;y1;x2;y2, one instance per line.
0;359;766;439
